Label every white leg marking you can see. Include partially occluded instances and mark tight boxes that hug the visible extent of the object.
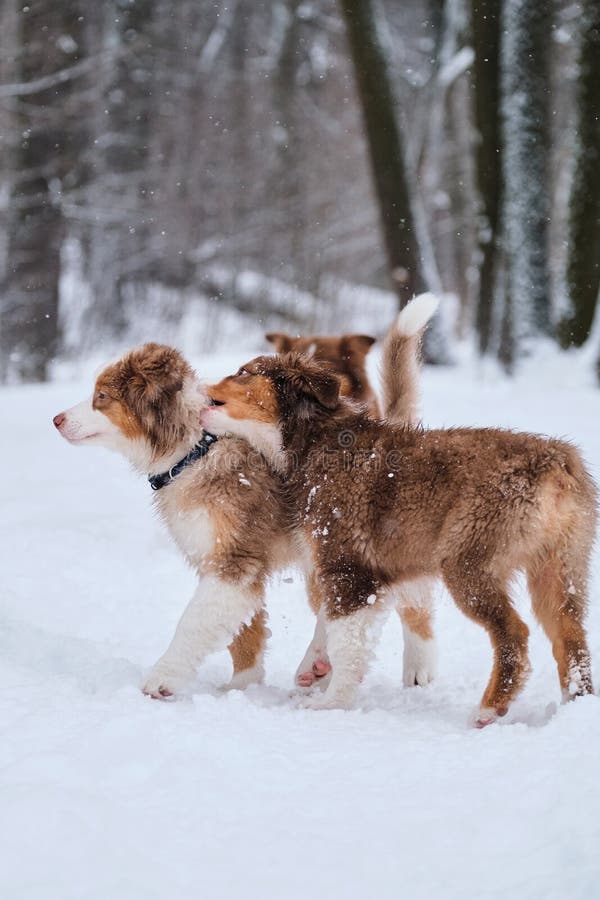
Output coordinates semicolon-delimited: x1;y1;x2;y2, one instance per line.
226;660;266;691
401;625;437;687
142;576;260;698
301;607;385;710
396;578;437;687
295;605;331;690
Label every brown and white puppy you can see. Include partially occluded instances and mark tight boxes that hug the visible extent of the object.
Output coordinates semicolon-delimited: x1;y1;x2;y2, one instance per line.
266;331;379;417
52;296;438;699
203;353;597;726
54;344;289;696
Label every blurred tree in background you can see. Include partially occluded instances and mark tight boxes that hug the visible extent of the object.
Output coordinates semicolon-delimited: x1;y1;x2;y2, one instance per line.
559;1;600;356
0;0;85;380
0;0;598;382
472;0;502;357
339;0;426;305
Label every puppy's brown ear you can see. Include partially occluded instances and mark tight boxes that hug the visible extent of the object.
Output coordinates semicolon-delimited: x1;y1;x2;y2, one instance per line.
266;332;294;353
342;334;376;356
289;365;341;411
124;343;186;409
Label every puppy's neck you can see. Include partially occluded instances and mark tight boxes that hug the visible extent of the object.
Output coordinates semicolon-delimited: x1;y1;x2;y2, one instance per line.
140;376;209;476
247;423;287;474
280;402;357;463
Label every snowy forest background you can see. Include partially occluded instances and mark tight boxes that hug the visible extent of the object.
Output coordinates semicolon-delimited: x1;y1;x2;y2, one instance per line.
0;0;599;384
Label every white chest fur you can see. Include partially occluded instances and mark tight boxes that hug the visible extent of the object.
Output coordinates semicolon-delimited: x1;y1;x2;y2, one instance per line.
154;479;215;568
167;506;215;565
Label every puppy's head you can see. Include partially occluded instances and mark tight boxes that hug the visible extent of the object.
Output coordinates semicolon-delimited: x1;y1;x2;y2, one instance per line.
53;343;206;469
266;332;375;400
202;353;341;460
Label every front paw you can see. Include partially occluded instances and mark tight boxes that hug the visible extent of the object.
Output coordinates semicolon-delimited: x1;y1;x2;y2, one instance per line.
295;643;333;689
296;658;332;690
141;663;192;700
472;704;510;728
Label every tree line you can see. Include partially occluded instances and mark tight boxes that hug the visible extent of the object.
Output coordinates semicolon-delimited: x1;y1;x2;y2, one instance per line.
0;0;598;382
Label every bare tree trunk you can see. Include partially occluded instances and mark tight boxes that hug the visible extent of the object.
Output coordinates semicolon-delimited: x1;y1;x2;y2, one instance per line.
472;0;502;354
423;0;476;332
338;0;428;306
560;3;600;350
85;0;156;339
500;0;552;366
268;0;308;288
0;1;82;382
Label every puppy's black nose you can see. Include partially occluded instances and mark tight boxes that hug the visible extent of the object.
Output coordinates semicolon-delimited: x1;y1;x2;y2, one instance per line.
53;413;65;429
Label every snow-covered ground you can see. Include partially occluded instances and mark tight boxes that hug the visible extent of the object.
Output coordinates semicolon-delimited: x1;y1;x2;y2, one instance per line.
1;346;599;900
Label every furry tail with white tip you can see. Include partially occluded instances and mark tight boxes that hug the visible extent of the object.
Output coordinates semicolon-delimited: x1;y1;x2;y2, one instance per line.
380;293;440;426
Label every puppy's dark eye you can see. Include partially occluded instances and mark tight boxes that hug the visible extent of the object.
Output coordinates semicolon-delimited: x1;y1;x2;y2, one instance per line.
97;391;107;400
236;368;249;377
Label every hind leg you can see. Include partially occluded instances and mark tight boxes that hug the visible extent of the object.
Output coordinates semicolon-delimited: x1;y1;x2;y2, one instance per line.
227;607;270;689
396;578;437;687
300;565;388;710
442;562;530;726
295;570;332;689
527;550;593;701
302;604;386;710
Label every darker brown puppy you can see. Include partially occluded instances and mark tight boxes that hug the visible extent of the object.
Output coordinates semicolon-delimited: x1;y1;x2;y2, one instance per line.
204;353;597;725
266;331;379;417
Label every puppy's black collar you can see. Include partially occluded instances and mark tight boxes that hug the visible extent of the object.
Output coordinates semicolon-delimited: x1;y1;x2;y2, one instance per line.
148;432;218;491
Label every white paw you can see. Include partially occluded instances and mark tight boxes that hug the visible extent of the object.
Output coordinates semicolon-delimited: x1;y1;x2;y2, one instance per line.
473;704;509;729
402;635;436;687
141;663;193;700
295;646;332;690
295;663;332;691
473;707;499;729
225;662;265;691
